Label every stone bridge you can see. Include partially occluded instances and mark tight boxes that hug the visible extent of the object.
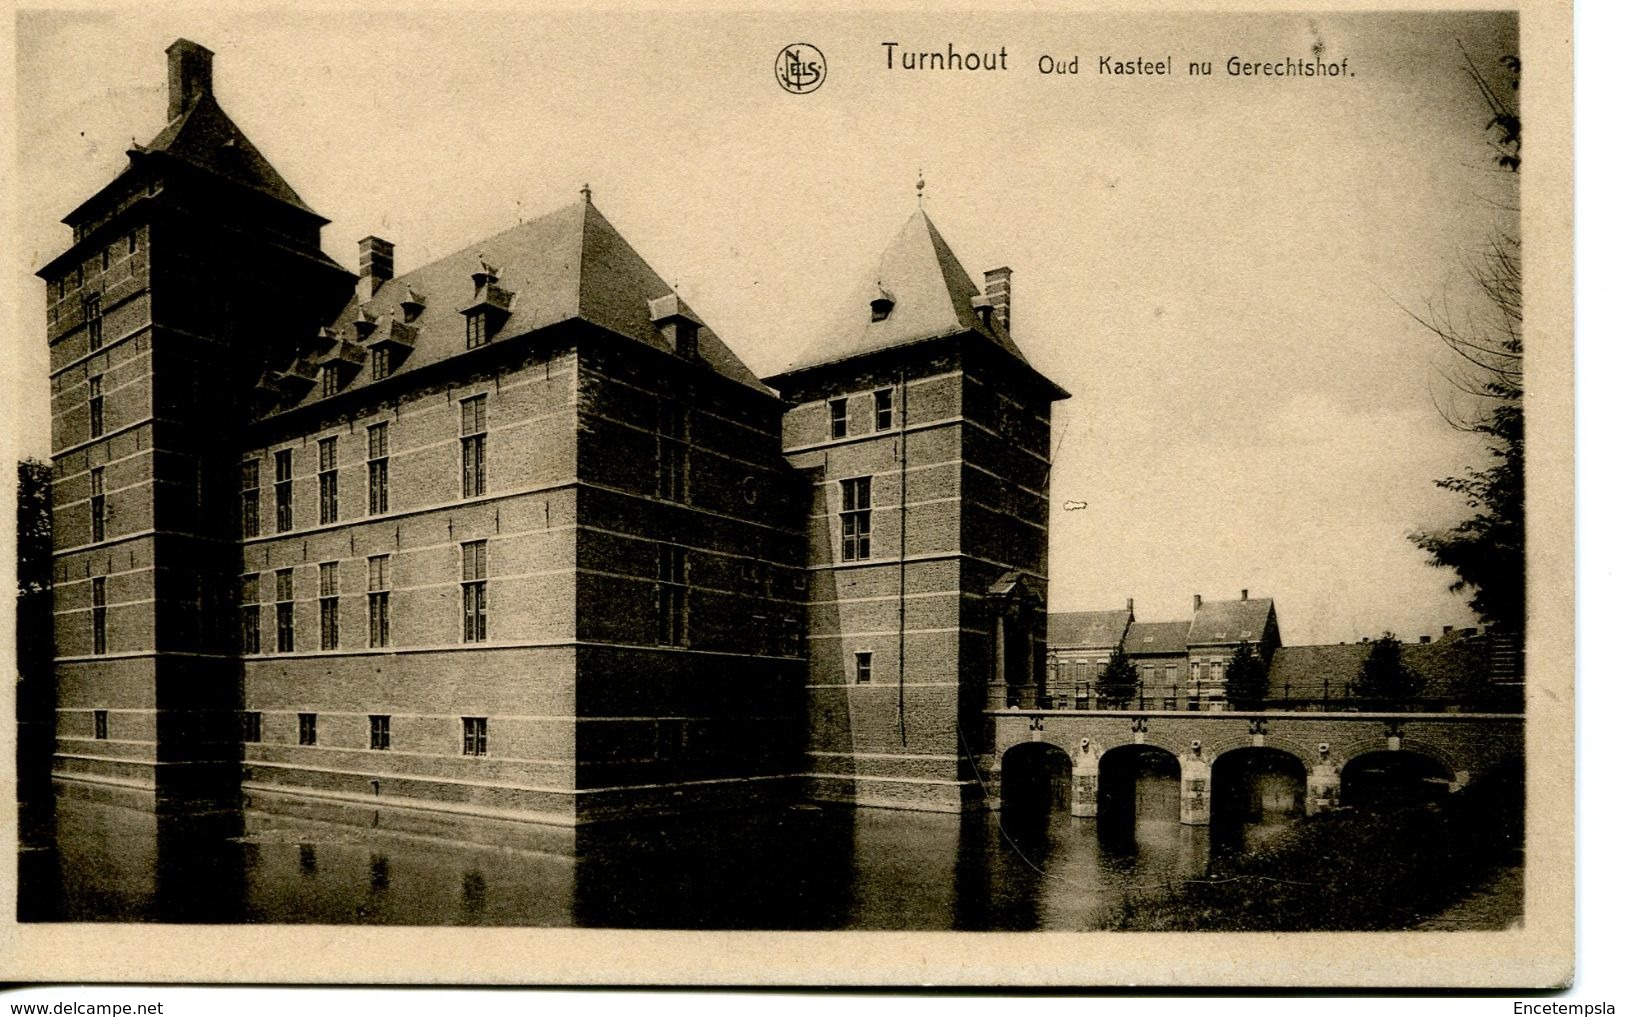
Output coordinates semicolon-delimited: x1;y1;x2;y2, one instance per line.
987;708;1524;825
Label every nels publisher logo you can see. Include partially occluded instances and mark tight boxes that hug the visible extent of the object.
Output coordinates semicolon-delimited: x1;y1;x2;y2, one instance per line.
776;43;826;94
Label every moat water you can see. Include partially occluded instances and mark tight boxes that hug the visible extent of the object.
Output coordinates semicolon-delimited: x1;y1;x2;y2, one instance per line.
18;772;1311;929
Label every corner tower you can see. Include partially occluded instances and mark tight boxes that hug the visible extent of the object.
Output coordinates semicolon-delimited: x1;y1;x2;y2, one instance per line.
765;208;1068;813
37;40;353;806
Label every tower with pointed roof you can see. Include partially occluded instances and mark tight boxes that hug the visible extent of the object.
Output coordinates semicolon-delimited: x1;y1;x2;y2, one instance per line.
765;208;1069;813
38;40;355;806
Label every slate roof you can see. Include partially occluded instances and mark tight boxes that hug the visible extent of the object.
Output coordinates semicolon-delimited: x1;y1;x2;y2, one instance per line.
1188;597;1276;645
66;91;320;227
1266;638;1493;700
266;195;771;416
1048;610;1133;651
768;209;1043;380
1124;620;1192;656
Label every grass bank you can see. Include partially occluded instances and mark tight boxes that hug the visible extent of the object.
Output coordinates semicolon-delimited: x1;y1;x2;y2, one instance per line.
1107;766;1524;931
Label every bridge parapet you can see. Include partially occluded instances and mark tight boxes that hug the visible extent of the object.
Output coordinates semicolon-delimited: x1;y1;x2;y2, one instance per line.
987;708;1524;825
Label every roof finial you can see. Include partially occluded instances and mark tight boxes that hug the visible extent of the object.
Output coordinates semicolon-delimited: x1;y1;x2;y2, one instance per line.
916;170;925;207
581;183;592;204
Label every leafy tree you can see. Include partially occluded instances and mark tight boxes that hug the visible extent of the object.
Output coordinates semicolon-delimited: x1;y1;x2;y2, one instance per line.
1408;50;1523;634
1223;641;1269;709
16;458;53;794
1096;644;1139;709
1352;633;1424;709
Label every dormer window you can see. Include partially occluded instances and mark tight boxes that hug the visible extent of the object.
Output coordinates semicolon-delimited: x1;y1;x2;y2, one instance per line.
400;287;426;322
466;312;489;349
370;346;391;381
320;363;341;398
870;283;895;322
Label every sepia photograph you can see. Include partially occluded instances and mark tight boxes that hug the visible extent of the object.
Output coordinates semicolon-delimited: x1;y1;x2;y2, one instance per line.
2;2;1574;988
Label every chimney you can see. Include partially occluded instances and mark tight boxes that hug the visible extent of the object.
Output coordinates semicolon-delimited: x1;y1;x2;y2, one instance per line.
359;237;395;301
166;39;214;121
1420;635;1432;645
1193;593;1203;612
649;294;701;361
983;267;1012;332
1443;625;1454;636
1125;597;1134;617
1241;588;1249;601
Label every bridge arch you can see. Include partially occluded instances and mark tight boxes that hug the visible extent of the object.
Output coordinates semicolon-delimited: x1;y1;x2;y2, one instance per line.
1209;745;1308;841
1096;742;1183;829
999;741;1074;816
1337;736;1465;780
1339;749;1455;809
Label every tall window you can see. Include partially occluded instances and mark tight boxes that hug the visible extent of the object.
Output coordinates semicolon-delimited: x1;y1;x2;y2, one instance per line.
855;651;873;684
275;568;294;652
91;576;107;655
83;293;103;350
874;387;894;430
462;717;488;757
89;467;106;543
656;400;688;502
461;540;488;643
240;460;260;538
656;544;687;647
320;363;340;398
829;397;848;439
368;554;390;648
370;346;390;381
460;395;487;498
369;715;391;751
240;573;261;654
242;712;262;743
94;709;109;740
839;477;872;562
317;438;339;524
88;375;104;438
274;449;293;532
367;423;389;515
298;712;317;746
466;312;488;349
319;561;339;650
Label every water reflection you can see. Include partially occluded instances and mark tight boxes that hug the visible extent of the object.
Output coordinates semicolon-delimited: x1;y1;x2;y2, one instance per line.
20;780;1293;930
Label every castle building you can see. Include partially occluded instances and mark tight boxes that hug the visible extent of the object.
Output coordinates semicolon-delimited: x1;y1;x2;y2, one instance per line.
39;40;1065;823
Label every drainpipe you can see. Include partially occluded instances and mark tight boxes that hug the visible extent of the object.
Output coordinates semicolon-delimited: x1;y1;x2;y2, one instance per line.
896;366;908;747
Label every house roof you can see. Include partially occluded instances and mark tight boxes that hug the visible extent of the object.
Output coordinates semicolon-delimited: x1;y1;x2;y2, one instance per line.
1188;596;1276;645
1266;638;1492;700
1049;610;1132;650
66;91;320;227
769;208;1033;378
1124;620;1192;656
265;194;771;416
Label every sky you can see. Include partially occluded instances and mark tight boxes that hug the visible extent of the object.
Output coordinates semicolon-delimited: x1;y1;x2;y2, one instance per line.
7;9;1521;646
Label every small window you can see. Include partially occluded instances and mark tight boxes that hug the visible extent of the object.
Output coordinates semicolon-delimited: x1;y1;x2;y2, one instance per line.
91;576;107;654
855;651;873;684
93;709;108;740
874;387;894;430
318;437;339;524
369;715;391;751
101;249;110;272
320;363;341;398
88;375;104;438
370;346;390;381
274;449;293;532
83;293;103;350
240;460;261;538
367;423;389;515
829;398;848;439
275;568;295;652
298;712;318;746
462;716;488;757
89;467;107;543
839;477;872;562
462;540;488;643
461;395;488;498
242;711;262;743
240;573;261;654
127;233;138;255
